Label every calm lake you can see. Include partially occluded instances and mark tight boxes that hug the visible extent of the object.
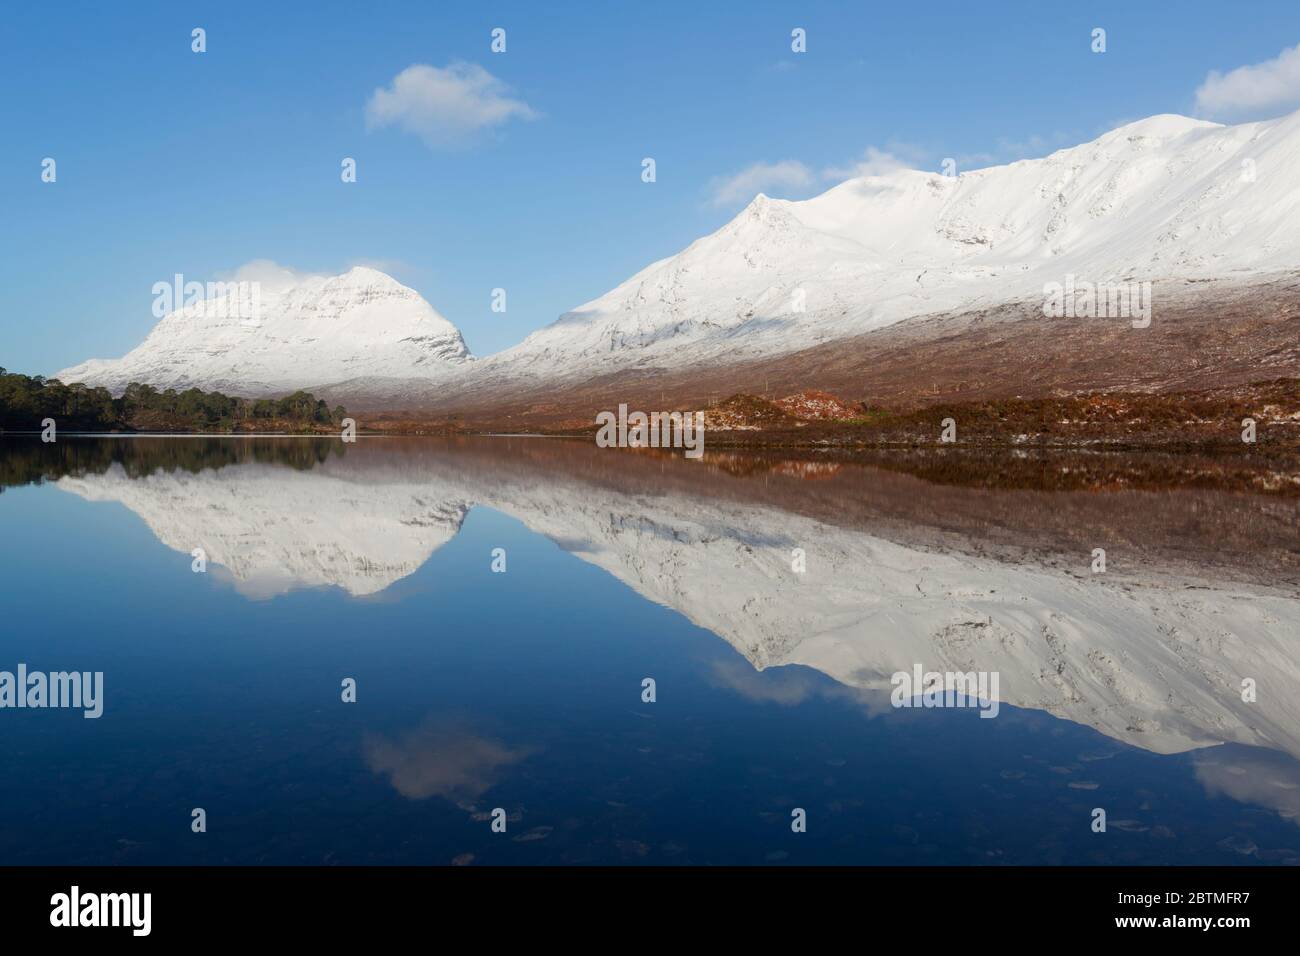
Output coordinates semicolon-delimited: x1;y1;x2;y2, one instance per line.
1;436;1298;865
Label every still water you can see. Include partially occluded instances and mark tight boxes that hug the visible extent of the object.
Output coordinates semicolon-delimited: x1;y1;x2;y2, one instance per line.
1;436;1297;865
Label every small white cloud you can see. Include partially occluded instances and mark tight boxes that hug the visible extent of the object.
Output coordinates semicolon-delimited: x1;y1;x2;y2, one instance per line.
707;160;815;207
1195;43;1300;120
215;259;323;293
822;146;912;181
366;62;538;148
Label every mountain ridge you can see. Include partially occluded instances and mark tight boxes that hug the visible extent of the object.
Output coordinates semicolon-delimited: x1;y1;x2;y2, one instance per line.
54;109;1300;405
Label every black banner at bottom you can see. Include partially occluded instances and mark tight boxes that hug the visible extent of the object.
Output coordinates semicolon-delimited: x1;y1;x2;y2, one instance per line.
0;865;1284;940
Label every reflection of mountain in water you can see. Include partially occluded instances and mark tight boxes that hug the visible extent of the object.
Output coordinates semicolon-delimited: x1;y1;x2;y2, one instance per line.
59;461;468;598
479;465;1300;766
50;438;1300;772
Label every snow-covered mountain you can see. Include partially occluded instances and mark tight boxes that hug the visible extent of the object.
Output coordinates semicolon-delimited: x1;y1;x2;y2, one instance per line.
55;266;473;395
52;111;1300;399
484;110;1300;382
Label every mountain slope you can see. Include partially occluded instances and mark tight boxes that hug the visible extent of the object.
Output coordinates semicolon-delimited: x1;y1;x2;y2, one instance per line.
55;266;473;395
481;111;1300;384
51;110;1300;405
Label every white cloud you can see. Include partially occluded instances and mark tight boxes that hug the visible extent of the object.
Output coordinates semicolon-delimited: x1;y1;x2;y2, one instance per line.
709;144;928;208
712;139;1014;205
713;133;1075;203
1195;43;1300;120
366;62;538;148
211;259;423;294
707;160;815;206
215;259;322;293
822;146;913;181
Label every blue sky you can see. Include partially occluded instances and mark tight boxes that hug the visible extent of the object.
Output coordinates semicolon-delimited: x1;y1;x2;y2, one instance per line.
3;0;1300;375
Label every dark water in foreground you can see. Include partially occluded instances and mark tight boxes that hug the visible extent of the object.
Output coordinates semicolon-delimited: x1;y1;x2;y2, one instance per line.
1;436;1298;865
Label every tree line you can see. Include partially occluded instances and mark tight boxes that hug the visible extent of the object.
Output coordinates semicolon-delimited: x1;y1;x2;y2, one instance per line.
0;368;347;431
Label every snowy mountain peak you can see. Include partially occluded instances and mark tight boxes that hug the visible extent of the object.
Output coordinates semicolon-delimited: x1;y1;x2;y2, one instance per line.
332;265;411;292
56;266;473;395
341;264;394;281
1098;113;1221;142
52;109;1300;400
490;108;1300;380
